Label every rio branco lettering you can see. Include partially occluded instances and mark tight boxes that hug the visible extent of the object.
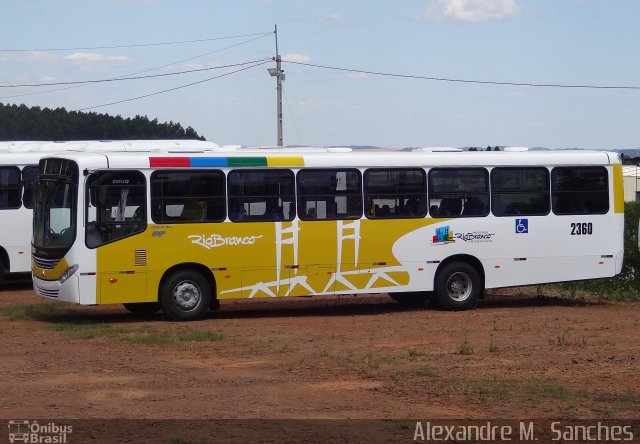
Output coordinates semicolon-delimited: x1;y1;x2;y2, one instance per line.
188;234;263;250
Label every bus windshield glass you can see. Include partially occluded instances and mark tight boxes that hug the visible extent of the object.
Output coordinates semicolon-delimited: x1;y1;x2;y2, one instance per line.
32;159;78;251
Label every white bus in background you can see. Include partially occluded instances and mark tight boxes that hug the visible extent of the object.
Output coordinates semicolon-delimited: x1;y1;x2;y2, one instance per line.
30;147;625;320
0;139;220;287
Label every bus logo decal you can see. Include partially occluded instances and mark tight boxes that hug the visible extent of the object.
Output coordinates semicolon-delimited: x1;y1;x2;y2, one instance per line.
455;231;495;242
516;219;528;234
432;226;455;245
189;234;263;250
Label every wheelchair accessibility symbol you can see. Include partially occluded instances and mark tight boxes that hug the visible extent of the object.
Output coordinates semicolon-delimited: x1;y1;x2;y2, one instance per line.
516;219;528;234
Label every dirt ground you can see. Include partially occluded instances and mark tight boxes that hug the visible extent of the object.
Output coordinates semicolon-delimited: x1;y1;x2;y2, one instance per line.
0;274;638;441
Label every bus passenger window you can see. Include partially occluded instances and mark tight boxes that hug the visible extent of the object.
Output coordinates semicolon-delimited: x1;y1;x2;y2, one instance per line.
551;167;608;215
298;169;362;221
151;170;226;223
228;169;295;222
0;167;21;210
21;166;39;209
364;168;426;219
491;167;550;217
428;168;489;218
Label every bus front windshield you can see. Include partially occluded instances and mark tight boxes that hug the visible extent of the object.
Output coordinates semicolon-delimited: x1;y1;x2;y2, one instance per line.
33;176;77;252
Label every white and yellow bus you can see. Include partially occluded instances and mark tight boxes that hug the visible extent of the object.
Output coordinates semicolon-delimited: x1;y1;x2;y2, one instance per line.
31;147;624;320
0;140;219;286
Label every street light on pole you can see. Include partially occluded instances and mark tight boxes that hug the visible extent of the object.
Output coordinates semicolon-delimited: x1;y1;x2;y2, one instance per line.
267;25;284;147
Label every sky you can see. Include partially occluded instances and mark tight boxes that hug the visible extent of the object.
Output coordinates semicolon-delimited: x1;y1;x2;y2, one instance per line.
1;0;639;149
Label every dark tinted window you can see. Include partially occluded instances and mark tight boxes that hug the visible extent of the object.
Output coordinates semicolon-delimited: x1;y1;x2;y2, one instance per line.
552;167;609;215
86;171;146;248
364;169;427;218
228;169;295;222
22;166;39;209
297;169;362;220
0;167;21;209
491;167;550;216
428;168;489;217
151;170;226;223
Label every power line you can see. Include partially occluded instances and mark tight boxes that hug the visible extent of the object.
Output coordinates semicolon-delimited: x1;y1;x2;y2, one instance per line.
0;59;270;88
0;33;272;100
282;60;640;91
0;32;273;52
74;59;270;112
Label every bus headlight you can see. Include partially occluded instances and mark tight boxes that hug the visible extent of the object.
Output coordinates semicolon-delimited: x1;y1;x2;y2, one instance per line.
59;264;79;285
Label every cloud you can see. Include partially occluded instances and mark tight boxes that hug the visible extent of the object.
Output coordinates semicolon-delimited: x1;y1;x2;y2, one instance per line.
282;53;311;63
419;0;520;22
0;51;57;63
63;52;130;63
318;14;344;25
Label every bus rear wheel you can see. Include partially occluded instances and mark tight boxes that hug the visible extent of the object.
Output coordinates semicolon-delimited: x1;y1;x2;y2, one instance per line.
434;262;480;311
123;302;161;316
160;270;211;321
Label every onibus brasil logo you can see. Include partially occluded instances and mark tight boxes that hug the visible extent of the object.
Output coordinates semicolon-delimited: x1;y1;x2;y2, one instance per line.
7;420;72;443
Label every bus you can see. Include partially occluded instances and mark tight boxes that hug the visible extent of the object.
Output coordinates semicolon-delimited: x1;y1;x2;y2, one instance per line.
30;148;624;320
0;140;220;286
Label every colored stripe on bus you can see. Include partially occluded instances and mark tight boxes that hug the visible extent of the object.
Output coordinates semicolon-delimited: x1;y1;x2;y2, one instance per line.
613;163;624;214
228;157;267;167
267;156;305;167
149;157;191;167
149;156;305;168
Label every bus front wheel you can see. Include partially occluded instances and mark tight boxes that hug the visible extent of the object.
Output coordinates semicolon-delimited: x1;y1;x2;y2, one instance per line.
434;262;480;311
160;270;211;321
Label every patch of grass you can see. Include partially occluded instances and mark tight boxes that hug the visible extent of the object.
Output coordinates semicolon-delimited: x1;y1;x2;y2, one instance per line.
408;348;426;358
414;367;438;378
488;333;498;353
49;321;125;340
456;336;474;356
389;370;405;383
0;302;71;321
461;379;509;403
523;378;568;403
49;322;224;346
177;330;224;342
550;333;587;347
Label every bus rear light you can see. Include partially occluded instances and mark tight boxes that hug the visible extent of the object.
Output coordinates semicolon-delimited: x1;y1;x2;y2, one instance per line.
109;278;118;284
59;264;79;285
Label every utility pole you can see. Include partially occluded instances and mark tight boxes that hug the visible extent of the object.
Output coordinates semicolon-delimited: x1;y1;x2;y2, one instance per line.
267;25;284;147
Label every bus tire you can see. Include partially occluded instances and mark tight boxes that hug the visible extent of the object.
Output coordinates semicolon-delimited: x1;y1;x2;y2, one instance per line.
160;270;211;321
0;260;5;288
434;262;480;311
123;302;161;316
389;291;429;306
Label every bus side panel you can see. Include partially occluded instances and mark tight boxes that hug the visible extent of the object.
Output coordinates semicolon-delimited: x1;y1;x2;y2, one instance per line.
0;207;33;273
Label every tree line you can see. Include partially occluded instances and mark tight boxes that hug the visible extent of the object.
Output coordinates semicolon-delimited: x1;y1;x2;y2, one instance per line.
0;103;205;141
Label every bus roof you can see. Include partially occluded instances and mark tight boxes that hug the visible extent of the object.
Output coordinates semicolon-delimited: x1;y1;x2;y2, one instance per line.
41;148;619;170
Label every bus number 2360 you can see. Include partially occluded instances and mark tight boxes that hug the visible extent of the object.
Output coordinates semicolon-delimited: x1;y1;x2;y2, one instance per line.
570;222;593;235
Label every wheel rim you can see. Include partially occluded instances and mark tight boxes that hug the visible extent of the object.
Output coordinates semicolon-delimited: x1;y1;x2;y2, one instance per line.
172;280;201;311
446;272;472;302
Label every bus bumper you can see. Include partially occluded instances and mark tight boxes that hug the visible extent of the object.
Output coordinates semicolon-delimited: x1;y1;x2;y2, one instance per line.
32;274;81;304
